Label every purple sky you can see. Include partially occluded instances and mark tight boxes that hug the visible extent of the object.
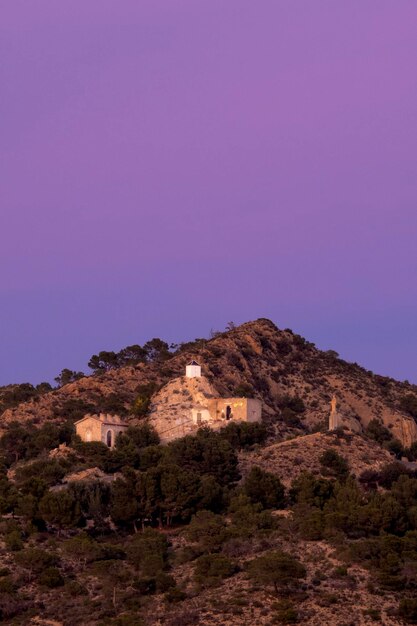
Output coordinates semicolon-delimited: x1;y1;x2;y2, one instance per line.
1;1;417;385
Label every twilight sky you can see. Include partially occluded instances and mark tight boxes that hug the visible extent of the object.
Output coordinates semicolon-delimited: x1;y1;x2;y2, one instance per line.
1;1;417;385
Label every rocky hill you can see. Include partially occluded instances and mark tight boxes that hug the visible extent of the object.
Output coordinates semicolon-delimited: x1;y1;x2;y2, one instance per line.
2;319;417;625
2;318;417;447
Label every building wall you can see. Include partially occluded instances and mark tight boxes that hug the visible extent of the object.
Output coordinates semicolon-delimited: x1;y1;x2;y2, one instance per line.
214;398;262;423
76;418;127;448
186;364;201;378
245;398;263;423
100;423;128;448
76;417;102;444
191;407;211;425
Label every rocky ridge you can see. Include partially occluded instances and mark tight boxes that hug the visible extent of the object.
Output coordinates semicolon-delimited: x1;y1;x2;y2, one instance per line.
1;318;417;447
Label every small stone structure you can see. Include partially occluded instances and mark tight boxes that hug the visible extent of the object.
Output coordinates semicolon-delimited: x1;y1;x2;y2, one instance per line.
186;360;202;378
329;395;341;431
149;362;262;443
75;413;128;448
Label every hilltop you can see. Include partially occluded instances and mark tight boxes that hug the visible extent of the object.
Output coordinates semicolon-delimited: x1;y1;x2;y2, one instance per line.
2;318;417;447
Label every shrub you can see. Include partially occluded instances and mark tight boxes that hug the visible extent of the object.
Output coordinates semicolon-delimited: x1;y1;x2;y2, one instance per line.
319;449;349;479
131;383;159;417
62;533;104;567
165;587;187;603
0;577;16;594
5;530;23;551
38;567;64;588
15;548;59;575
272;599;299;623
378;462;411;489
234;383;254;398
365;419;392;444
126;529;168;576
219;421;267;450
400;395;417;419
399;598;417;623
194;554;236;587
186;510;228;552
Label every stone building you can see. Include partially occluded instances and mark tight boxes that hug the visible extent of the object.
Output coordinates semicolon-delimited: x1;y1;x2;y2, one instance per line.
149;362;262;443
75;413;128;448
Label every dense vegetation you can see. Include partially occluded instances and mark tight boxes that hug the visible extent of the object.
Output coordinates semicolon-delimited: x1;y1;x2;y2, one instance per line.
1;416;417;624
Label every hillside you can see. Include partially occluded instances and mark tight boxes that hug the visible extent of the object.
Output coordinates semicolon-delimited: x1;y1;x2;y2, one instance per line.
2;320;417;624
2;318;417;447
239;431;393;487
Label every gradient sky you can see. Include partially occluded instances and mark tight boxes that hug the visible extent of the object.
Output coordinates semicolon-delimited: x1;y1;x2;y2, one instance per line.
1;1;417;385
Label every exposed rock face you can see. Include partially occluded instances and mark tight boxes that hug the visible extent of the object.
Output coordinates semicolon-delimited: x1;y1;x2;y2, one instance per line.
2;318;417;447
392;416;417;449
148;375;219;442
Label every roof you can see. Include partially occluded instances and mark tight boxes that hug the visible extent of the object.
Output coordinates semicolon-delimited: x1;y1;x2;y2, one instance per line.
74;413;128;427
187;360;200;366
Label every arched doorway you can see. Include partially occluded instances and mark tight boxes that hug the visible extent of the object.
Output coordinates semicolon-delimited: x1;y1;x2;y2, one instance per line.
106;430;113;448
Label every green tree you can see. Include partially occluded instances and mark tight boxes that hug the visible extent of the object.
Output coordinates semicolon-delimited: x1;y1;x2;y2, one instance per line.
168;428;240;487
62;533;103;569
194;554;236;587
118;344;147;366
54;368;85;387
110;476;141;531
186;510;228;553
143;338;171;362
126;528;168;576
243;466;285;509
247;550;306;594
88;350;119;373
39;490;81;532
290;472;334;509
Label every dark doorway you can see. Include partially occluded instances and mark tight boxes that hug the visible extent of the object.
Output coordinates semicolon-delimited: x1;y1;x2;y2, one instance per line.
226;405;232;420
106;430;112;447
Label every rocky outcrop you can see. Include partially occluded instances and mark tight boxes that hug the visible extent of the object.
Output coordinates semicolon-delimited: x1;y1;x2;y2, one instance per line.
148;375;219;443
2;318;417;448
